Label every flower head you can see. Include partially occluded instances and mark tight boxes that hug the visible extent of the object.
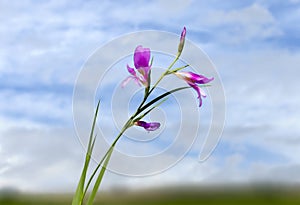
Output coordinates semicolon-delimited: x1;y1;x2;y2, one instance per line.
134;120;160;131
122;45;151;87
178;27;186;54
175;71;214;107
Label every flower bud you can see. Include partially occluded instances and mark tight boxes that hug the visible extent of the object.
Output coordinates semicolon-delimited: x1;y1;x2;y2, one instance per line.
178;27;186;54
134;120;160;131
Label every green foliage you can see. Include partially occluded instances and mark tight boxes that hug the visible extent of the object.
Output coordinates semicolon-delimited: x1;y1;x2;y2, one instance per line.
2;187;300;205
72;101;100;205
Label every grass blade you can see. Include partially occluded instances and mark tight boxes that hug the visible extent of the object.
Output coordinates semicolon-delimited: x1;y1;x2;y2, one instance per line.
86;146;114;205
72;100;100;205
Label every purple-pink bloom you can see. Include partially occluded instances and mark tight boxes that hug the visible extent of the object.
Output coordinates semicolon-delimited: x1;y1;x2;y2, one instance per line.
134;120;160;131
175;71;214;107
122;45;151;87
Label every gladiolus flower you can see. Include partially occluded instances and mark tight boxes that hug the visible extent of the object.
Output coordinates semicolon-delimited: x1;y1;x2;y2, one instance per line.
134;120;160;131
175;71;213;107
122;45;151;87
178;27;186;54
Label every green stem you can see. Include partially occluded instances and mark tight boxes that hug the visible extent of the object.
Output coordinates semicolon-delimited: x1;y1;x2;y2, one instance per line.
72;101;100;205
82;119;132;200
79;52;185;204
148;55;179;96
134;53;182;114
82;98;149;200
86;145;113;205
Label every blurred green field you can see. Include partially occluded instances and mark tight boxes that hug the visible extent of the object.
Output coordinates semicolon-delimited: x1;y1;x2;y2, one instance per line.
1;185;300;205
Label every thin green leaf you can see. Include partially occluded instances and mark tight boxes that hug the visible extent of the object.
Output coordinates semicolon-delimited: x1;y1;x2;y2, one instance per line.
72;100;100;205
86;146;113;205
167;64;189;74
82;122;130;199
134;98;168;122
139;86;189;114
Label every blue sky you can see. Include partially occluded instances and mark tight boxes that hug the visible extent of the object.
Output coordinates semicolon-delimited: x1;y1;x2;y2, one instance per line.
1;0;300;192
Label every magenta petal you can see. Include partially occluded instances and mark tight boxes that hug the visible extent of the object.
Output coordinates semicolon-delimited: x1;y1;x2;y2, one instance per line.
180;72;213;84
135;121;160;131
193;74;214;84
127;64;136;76
123;45;152;88
134;45;150;69
188;83;204;107
175;71;212;107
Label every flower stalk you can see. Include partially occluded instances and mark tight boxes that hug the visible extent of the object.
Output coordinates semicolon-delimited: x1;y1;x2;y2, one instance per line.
72;26;214;205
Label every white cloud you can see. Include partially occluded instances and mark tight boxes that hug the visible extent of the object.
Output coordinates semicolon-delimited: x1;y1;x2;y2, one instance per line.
0;0;300;193
0;124;83;192
210;46;300;163
203;3;282;43
0;90;71;126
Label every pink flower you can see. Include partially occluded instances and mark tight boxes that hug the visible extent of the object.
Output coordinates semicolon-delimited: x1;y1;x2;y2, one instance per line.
122;45;151;87
134;120;160;131
175;71;214;107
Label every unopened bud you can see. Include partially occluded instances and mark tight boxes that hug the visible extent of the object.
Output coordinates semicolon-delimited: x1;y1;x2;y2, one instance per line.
178;27;186;54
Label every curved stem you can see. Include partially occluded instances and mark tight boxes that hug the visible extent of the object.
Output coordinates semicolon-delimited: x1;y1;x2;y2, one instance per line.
82;86;187;197
82;119;132;199
81;52;184;204
148;55;179;96
134;53;181;114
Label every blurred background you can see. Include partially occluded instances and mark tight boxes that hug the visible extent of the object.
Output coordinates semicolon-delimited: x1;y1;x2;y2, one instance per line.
1;0;300;204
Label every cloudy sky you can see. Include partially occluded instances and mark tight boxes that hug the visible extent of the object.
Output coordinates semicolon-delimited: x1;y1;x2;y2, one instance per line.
1;0;300;193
